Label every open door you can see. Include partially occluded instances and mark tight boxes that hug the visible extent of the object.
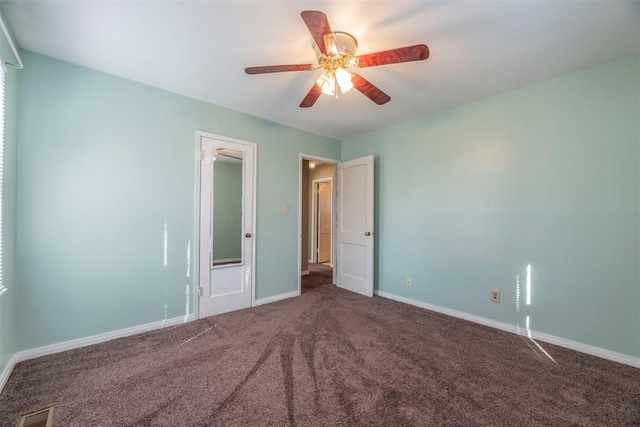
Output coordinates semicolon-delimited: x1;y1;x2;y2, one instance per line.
336;155;374;297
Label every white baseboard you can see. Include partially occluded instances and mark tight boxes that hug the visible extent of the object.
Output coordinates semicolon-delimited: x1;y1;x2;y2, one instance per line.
301;270;309;276
254;290;299;307
0;353;19;395
0;314;195;395
14;314;195;364
375;290;640;369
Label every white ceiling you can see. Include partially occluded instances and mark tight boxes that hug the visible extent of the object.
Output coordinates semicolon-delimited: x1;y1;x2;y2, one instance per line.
3;1;639;140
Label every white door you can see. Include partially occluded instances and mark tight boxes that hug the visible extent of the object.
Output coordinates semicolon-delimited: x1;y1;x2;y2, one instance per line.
317;181;332;263
198;134;256;317
336;155;374;297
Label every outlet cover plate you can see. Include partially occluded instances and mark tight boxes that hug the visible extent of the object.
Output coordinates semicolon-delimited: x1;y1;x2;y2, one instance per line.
490;289;500;303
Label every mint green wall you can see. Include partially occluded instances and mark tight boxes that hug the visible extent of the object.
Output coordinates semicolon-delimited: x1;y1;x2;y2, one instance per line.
212;162;242;262
10;47;640;360
15;51;339;351
342;56;640;358
0;66;18;376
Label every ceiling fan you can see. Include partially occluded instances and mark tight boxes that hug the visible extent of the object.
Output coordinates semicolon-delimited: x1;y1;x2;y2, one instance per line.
245;10;430;108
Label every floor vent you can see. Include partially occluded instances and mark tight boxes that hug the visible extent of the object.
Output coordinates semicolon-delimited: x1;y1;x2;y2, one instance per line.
17;407;54;427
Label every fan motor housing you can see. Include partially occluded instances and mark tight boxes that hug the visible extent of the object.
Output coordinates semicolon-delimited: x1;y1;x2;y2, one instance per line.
320;31;358;57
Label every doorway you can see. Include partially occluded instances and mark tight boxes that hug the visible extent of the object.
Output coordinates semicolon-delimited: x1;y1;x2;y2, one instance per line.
299;155;337;294
298;154;375;298
312;178;333;266
196;131;256;318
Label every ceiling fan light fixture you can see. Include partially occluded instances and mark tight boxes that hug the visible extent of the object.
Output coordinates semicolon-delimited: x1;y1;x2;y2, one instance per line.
335;67;354;93
246;11;430;108
317;70;336;95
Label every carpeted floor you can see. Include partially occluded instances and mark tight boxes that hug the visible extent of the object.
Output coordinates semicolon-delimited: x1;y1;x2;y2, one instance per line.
1;264;639;426
301;262;333;293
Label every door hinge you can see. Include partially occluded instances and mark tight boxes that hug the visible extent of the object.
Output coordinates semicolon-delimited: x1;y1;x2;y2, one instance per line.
198;287;203;296
200;151;205;161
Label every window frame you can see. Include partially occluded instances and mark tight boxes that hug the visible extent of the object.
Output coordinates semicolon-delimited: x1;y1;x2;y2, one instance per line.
0;60;7;297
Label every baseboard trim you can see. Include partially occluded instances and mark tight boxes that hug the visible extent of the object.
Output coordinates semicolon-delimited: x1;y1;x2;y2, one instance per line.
254;290;299;307
375;290;640;369
301;270;309;276
0;353;19;395
1;314;195;395
14;314;195;364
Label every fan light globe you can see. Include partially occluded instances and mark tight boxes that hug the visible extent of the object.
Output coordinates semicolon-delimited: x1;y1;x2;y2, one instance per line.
335;68;354;93
317;71;336;95
317;68;354;96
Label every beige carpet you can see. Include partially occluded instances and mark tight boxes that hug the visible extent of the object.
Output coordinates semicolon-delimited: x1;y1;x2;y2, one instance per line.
1;265;639;426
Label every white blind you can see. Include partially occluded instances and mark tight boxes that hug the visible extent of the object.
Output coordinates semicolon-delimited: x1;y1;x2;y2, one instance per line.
0;64;5;297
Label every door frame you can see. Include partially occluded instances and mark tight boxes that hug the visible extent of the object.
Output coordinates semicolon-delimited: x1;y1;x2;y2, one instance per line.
195;130;257;319
310;177;332;264
298;153;338;296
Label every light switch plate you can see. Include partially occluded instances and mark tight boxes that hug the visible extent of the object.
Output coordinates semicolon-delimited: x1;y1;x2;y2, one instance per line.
284;203;290;213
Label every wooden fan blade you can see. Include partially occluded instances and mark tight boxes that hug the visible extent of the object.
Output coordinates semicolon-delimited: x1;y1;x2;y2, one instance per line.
300;83;323;108
301;10;336;55
352;74;391;105
356;44;429;68
245;64;314;74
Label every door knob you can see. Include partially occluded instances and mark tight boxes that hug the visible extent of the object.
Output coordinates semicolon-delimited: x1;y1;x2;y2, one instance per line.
365;231;371;236
245;233;252;238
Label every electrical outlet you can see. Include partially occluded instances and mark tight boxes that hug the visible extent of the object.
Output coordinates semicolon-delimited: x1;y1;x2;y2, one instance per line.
406;277;412;287
490;289;500;303
283;203;290;213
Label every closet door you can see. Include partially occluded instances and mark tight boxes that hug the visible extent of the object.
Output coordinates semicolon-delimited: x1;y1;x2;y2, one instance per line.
198;133;256;317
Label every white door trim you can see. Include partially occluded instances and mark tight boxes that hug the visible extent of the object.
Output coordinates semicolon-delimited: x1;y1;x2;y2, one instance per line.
298;153;338;296
195;130;257;319
310;177;332;264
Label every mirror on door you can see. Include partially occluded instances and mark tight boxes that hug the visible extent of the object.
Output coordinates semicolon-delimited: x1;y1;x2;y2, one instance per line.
211;147;244;267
